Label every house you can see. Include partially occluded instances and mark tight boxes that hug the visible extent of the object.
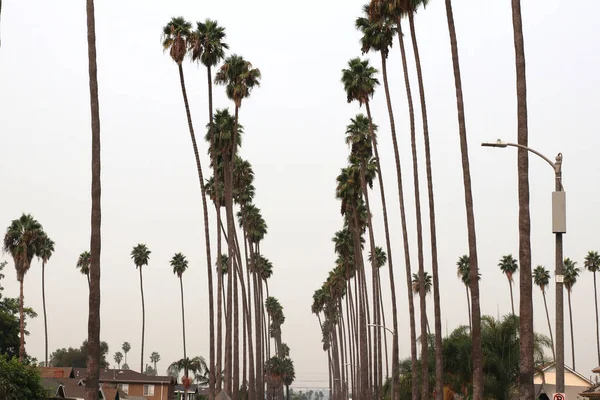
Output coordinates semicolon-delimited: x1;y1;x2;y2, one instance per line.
41;377;121;400
578;366;600;398
534;362;593;400
173;384;210;400
39;367;175;400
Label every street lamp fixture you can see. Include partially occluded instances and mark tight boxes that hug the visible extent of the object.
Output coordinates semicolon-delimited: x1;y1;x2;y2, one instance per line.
482;139;565;393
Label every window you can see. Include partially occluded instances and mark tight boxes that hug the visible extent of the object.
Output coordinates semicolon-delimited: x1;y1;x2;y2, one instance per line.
143;384;155;396
118;384;129;394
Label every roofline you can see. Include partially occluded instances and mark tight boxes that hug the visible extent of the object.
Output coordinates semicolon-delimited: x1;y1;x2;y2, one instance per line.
540;362;593;384
98;378;174;384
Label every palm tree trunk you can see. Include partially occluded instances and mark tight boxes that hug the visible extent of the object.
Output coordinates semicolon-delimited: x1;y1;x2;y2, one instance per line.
595;272;600;366
139;267;145;373
396;18;420;400
465;285;471;332
379;48;406;400
510;1;534;397
241;222;256;400
254;264;264;400
568;290;575;369
541;290;556;360
205;64;217;400
444;1;483;397
42;261;48;366
233;261;240;399
180;276;187;370
509;279;515;315
84;3;101;398
217;240;223;392
18;278;25;362
377;269;389;379
87;273;90;290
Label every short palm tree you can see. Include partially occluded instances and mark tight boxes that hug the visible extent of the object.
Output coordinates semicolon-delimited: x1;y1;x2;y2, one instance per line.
76;251;91;288
122;341;131;365
564;258;580;370
533;265;555;360
412;271;432;335
498;255;519;315
171;253;189;374
2;213;44;361
150;351;161;374
457;255;472;330
585;250;600;365
37;232;55;366
131;244;151;373
168;356;209;389
114;351;124;369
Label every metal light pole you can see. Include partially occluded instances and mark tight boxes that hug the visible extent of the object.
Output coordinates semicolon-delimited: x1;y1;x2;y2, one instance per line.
368;324;396;400
482;139;565;393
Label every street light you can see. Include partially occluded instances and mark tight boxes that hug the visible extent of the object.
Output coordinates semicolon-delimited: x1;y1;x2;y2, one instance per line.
368;324;397;400
482;139;565;393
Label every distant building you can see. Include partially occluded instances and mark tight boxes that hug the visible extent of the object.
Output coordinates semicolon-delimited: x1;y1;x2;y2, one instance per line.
533;362;592;400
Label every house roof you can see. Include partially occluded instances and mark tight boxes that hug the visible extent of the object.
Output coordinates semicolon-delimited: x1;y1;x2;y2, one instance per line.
42;378;65;397
535;361;593;385
40;367;75;379
580;382;600;398
71;367;175;384
100;385;120;400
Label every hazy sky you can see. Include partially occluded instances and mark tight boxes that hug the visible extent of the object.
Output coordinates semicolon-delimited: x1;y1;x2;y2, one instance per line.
1;0;600;389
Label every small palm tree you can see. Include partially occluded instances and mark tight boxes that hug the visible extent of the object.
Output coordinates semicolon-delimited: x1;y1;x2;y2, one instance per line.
564;257;580;370
36;232;55;366
114;351;123;369
76;251;91;288
2;213;44;361
150;351;161;374
168;356;208;389
131;244;151;373
456;255;472;330
412;271;432;335
498;254;519;315
122;342;131;365
585;250;600;365
171;252;189;374
533;265;555;360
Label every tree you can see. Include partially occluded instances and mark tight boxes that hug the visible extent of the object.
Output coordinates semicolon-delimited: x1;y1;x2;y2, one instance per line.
498;255;519;315
131;243;151;373
76;251;91;288
85;1;102;399
412;272;432;335
584;250;600;365
564;258;580;370
122;342;131;365
171;252;189;378
50;340;109;368
190;19;229;399
443;1;483;398
456;255;472;330
36;231;54;366
114;351;123;369
168;356;208;388
0;355;49;400
145;365;156;376
533;266;555;361
2;213;43;361
150;351;160;374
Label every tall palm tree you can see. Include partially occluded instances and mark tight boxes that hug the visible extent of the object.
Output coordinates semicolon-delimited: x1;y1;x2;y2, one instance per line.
563;258;580;370
114;351;123;369
443;1;483;397
498;255;519;315
84;0;102;398
509;0;534;397
171;252;189;376
77;251;91;288
533;266;555;360
131;244;151;373
190;19;228;399
37;232;55;366
584;251;600;365
456;255;481;331
2;213;43;361
411;272;432;335
122;342;131;366
150;352;160;374
215;54;261;397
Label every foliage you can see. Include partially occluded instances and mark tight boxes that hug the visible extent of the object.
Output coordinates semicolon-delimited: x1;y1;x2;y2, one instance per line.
168;356;208;383
49;340;109;368
2;213;44;282
0;355;49;400
76;251;91;277
145;364;157;376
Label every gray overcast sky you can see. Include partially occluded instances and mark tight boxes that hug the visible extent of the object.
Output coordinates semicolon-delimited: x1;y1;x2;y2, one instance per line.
1;0;600;388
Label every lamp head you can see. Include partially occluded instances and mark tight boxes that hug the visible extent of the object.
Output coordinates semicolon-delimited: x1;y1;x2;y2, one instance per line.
481;139;508;148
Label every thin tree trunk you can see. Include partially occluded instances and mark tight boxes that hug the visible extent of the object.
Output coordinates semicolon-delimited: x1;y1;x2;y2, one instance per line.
254;261;264;400
465;285;471;332
444;1;483;397
242;222;256;400
509;279;515;315
180;276;187;374
42;261;48;366
19;278;25;362
595;272;600;366
233;260;240;399
568;290;575;369
205;64;217;400
396;19;419;400
379;49;405;400
510;0;534;397
139;267;145;373
84;2;101;398
87;274;90;290
541;290;555;360
377;269;389;379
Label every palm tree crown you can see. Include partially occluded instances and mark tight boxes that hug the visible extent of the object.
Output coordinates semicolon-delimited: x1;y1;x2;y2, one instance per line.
533;266;550;292
191;19;229;68
36;233;55;264
131;244;151;269
585;251;600;273
498;254;519;282
170;253;188;278
214;54;262;108
563;258;580;292
412;271;432;295
341;57;379;105
77;251;91;276
3;214;44;281
162;16;192;65
356;4;396;57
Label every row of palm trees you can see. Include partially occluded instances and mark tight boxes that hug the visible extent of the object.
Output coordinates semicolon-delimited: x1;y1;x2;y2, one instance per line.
310;0;537;399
